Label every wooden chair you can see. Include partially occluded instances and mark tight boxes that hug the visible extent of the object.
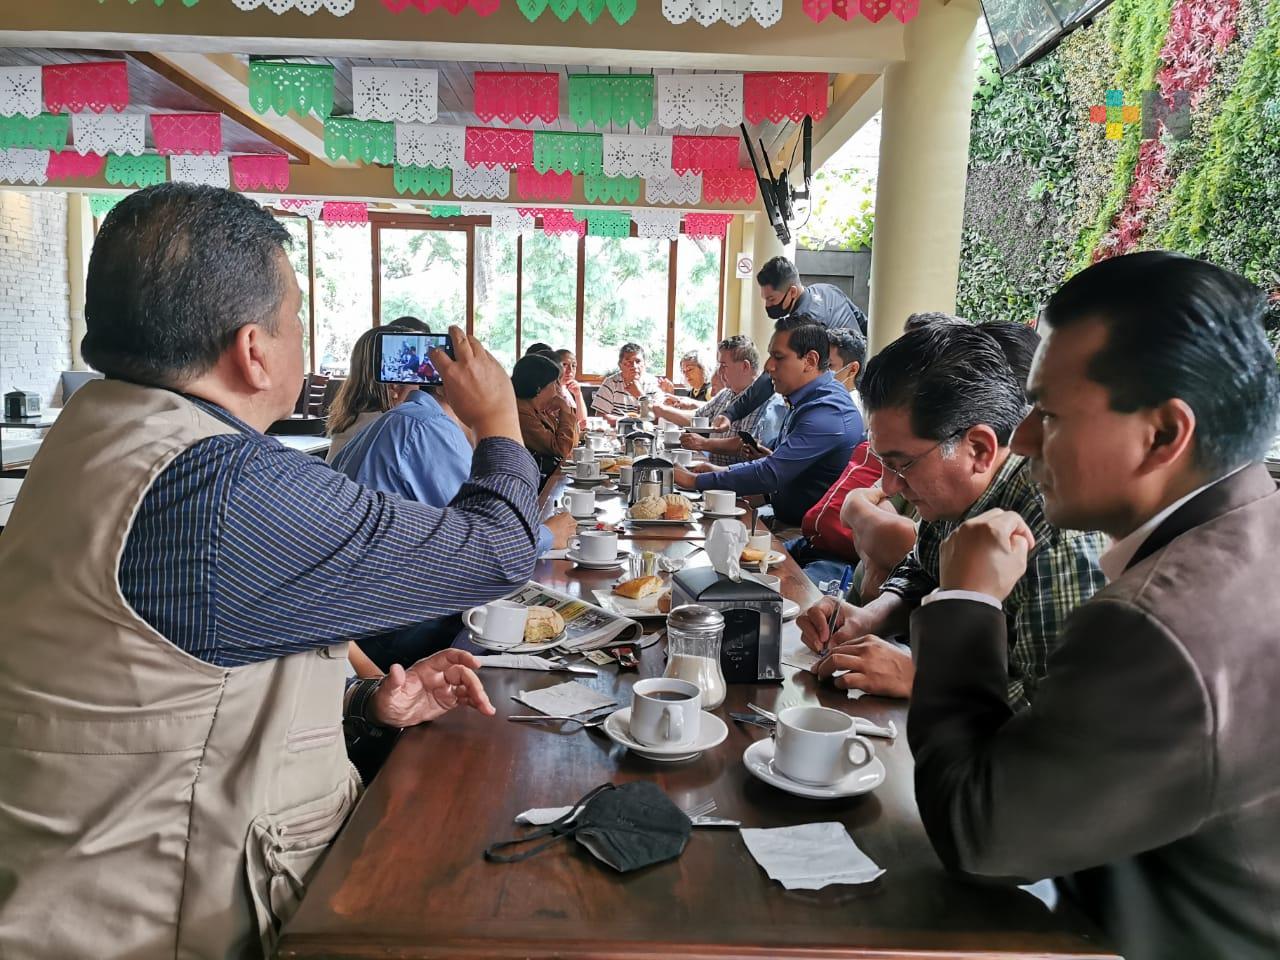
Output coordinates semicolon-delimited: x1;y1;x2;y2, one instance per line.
304;374;329;418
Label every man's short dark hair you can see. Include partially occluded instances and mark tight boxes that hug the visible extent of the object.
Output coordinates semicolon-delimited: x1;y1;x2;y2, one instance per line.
904;311;967;333
1043;251;1280;471
756;256;799;291
861;325;1026;445
978;321;1040;396
828;328;867;375
774;318;830;371
618;342;644;363
386;316;430;333
82;183;290;388
524;342;554;356
718;334;760;373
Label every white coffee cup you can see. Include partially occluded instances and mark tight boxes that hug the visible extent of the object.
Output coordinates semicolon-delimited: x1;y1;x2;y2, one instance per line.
463;599;528;646
572;445;592;463
561;488;595;517
704;490;736;514
575;460;602;480
773;706;875;786
747;532;773;556
630;678;702;748
618;465;634;487
747;572;782;594
568;529;618;562
664;427;682;448
692;416;710;428
671;449;693;466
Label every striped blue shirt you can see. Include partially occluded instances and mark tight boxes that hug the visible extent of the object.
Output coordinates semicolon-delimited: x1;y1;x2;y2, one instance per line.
118;398;541;667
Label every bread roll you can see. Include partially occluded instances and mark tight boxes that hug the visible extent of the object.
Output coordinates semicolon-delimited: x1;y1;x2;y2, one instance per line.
613;575;664;599
740;547;768;563
524;605;565;642
628;495;667;520
662;493;694;520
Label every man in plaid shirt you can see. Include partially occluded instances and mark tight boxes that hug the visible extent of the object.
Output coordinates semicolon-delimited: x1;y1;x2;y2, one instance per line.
799;324;1106;709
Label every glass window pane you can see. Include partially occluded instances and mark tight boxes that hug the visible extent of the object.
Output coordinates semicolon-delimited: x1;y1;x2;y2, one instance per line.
582;236;669;378
378;227;468;331
519;232;578;360
313;221;372;376
674;234;722;378
473;227;519;372
279;217;311;371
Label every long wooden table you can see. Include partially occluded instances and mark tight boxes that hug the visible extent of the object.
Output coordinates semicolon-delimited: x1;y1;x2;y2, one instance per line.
278;472;1117;960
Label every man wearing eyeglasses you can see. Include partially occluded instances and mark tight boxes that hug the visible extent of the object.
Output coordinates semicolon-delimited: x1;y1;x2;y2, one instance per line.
798;324;1106;708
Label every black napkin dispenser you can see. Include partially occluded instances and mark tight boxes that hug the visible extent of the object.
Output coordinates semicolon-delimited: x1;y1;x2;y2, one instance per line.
670;567;782;683
4;390;40;420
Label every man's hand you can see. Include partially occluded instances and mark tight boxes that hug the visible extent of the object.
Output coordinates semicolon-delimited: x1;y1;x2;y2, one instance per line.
688;461;721;474
544;510;578;549
673;466;698;490
657;377;676;394
839;485;892;530
814;635;915;698
939;508;1035;601
369;649;496;727
710;415;731;430
681;432;708;452
431;325;521;443
797;597;881;652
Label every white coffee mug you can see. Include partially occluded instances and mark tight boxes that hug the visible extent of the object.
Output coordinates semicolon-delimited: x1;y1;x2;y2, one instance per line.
568;529;618;562
630;678;702;748
704;490;735;514
671;449;693;466
747;572;782;594
575;460;602;480
773;706;875;786
561;488;595;517
692;416;710;428
747;532;773;556
664;427;682;447
618;465;634;487
463;600;528;646
572;445;592;463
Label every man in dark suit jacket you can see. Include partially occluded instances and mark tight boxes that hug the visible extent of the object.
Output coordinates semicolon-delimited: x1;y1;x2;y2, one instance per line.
909;252;1280;960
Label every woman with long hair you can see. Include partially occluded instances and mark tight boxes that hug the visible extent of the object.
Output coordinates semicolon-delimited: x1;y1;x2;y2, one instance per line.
325;317;428;462
552;348;589;430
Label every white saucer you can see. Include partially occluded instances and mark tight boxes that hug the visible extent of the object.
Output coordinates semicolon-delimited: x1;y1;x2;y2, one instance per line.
566;476;612;488
567;507;605;521
701;506;747;519
603;707;729;761
468;628;565;654
683;425;716;435
566;549;627;570
742;738;886;799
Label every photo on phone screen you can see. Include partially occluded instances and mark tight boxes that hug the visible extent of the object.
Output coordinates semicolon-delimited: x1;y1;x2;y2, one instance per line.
377;331;453;385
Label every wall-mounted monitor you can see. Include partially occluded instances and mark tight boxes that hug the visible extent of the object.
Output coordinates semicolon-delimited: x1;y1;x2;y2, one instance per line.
981;0;1117;73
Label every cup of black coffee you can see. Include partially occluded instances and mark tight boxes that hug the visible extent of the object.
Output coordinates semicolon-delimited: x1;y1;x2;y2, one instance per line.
630;678;701;747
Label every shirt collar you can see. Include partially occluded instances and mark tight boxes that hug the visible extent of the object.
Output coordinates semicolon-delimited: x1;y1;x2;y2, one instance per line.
1098;464;1250;581
185;395;260;436
783;371;834;407
957;451;1024;524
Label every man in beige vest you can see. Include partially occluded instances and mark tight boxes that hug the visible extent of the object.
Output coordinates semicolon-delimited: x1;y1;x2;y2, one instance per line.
0;184;545;958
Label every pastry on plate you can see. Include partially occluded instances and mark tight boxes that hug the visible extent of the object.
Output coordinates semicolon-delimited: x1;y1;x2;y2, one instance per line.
628;495;667;520
740;547;769;563
662;493;694;520
613;575;664;599
657;591;673;614
524;606;565;642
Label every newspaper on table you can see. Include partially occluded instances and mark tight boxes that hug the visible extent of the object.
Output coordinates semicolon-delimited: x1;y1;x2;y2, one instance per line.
503;582;643;652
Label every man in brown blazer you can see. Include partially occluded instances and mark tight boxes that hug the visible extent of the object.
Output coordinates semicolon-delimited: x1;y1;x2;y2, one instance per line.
908;251;1280;960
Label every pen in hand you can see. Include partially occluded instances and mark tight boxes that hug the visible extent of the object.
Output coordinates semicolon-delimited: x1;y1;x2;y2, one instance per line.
819;565;854;657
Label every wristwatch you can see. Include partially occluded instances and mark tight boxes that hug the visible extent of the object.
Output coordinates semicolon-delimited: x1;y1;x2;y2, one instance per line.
343;677;390;743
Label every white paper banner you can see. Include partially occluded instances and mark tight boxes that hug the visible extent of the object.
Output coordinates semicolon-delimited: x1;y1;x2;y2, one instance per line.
460;202;496;215
230;0;355;13
490;207;536;233
0;148;48;185
278;199;324;220
0;67;41;119
169;155;230;189
602;134;674;179
353;68;438;124
632;209;682;240
71;113;146;157
396;122;466;168
645;172;702;205
657;74;743;129
453;164;510;200
660;0;780;26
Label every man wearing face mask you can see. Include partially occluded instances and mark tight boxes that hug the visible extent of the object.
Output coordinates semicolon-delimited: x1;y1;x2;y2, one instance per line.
715;257;867;428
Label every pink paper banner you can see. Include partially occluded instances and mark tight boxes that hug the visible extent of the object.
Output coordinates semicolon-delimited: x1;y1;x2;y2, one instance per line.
743;73;829;124
474;72;560;124
683;213;733;240
515;166;573;201
802;0;832;20
465;126;535;169
701;168;758;204
43;61;129;114
321;201;369;226
541;208;586;237
380;0;499;12
151;113;223;156
670;135;739;175
811;0;917;21
516;206;554;218
45;150;105;181
231;154;291;191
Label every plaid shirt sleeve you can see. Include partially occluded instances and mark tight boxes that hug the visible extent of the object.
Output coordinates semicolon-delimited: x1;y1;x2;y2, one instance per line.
1004;529;1108;708
879;525;941;607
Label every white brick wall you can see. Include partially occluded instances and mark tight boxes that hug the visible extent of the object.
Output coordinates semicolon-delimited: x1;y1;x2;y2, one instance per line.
0;190;71;408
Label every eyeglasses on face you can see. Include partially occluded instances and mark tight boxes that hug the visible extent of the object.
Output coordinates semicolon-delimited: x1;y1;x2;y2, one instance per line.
870;429;965;482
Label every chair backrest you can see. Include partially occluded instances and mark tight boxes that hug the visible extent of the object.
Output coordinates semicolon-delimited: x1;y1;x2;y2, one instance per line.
304;374;330;417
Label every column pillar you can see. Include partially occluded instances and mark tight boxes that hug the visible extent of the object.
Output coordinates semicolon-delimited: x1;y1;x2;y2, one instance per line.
867;0;980;354
66;192;93;370
746;211;794;352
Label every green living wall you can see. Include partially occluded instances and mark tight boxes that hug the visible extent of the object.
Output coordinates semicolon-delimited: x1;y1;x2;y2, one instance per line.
956;0;1280;331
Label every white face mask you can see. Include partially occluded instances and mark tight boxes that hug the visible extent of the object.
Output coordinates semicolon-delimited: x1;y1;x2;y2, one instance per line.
832;361;857;386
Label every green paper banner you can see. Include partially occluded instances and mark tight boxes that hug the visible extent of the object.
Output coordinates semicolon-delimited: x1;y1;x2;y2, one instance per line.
393;163;452;197
88;193;126;218
429;204;462;218
532;131;603;176
583;174;640;204
584;209;633;238
248;61;334;120
516;0;635;23
324;117;395;165
568;74;653;129
104;154;166;188
0;113;69;151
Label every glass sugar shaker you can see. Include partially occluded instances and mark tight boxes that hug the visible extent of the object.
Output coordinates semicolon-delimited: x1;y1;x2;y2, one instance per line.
663;604;726;709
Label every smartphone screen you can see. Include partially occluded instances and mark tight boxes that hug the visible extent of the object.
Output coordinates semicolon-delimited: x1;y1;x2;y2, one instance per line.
377;331;453;385
737;430;761;453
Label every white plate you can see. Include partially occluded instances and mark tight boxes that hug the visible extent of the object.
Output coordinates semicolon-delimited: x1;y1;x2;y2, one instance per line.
741;549;786;568
742;737;886;799
701;506;747;519
623;512;703;526
565;476;614;488
603;707;729;761
565;549;628;570
592;587;670;620
682;425;716;435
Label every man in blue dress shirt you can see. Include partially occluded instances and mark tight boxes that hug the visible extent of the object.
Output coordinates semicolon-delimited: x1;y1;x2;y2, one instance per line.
674;319;864;526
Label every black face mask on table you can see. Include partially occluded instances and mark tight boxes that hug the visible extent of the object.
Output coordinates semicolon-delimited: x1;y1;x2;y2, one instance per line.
484;782;692;873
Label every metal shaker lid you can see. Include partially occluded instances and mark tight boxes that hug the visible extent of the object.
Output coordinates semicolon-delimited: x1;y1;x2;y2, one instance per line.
667;604;725;632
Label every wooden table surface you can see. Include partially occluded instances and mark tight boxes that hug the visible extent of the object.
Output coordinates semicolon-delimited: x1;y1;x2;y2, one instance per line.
278;472;1117;960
